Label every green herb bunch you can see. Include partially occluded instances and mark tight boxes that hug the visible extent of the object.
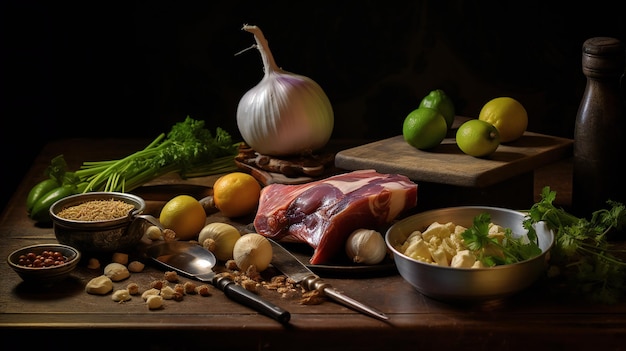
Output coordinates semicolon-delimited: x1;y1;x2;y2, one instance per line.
75;116;240;193
524;186;626;304
462;213;542;267
53;116;240;193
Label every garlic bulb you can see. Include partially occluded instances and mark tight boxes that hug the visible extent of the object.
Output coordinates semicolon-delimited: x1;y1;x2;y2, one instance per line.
198;222;241;261
236;24;334;156
233;233;273;272
345;229;387;265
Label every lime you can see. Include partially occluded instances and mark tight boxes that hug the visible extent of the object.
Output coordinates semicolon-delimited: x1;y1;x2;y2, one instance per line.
402;107;448;150
456;119;500;157
419;89;455;129
478;97;528;143
159;195;207;240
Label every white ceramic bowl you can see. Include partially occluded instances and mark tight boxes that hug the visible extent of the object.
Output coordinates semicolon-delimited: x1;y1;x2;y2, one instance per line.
385;206;554;302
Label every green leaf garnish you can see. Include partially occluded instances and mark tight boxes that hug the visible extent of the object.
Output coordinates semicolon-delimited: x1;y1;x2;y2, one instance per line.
462;212;541;267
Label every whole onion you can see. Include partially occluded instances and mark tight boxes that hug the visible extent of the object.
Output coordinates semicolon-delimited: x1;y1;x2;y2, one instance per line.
236;25;334;156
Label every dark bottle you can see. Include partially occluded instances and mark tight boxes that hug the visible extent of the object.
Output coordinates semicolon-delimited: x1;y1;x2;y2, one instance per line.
573;37;626;218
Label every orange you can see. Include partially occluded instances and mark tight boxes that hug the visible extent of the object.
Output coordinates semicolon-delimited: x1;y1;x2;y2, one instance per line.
213;172;261;218
478;97;528;143
159;195;206;240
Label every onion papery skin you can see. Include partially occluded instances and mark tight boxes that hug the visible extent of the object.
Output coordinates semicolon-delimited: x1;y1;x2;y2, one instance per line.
236;25;334;157
237;72;334;156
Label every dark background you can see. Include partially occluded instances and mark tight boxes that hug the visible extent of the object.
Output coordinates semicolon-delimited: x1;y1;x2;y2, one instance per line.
2;0;625;213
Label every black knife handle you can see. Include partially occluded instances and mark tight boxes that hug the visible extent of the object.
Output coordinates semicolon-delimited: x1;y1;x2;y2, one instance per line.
213;276;291;324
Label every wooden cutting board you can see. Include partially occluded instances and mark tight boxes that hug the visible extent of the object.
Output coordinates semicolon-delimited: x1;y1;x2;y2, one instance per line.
335;125;573;188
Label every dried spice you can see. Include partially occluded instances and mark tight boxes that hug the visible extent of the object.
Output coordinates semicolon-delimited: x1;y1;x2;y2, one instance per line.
56;199;134;221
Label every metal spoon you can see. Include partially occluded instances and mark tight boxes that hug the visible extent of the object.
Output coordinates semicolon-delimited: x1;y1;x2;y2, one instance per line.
145;240;290;323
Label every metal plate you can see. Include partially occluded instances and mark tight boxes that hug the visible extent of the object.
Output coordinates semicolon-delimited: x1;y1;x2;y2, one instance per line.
277;242;397;278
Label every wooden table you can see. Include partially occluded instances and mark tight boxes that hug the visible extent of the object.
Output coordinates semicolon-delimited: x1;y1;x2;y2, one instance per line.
0;138;623;350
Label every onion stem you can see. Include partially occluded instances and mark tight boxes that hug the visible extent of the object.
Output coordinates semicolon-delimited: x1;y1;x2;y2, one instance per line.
242;24;280;74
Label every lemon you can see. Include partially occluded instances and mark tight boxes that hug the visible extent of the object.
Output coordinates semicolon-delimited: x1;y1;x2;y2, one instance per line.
159;195;206;240
418;89;456;129
456;119;500;157
213;172;261;218
478;97;528;143
402;107;448;150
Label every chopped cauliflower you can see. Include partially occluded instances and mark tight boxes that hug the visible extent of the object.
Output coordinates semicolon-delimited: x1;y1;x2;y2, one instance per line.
488;223;506;243
402;237;432;263
398;220;506;269
450;250;476;268
454;225;468;234
440;237;458;263
429;246;449;266
421;222;454;241
472;260;485;268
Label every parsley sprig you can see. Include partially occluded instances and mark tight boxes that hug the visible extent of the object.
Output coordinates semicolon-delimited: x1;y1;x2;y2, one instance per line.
70;116;240;192
462;213;542;267
523;186;626;304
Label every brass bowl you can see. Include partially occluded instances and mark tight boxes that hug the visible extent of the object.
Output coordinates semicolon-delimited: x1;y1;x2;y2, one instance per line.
385;206;554;302
49;192;156;253
7;243;80;285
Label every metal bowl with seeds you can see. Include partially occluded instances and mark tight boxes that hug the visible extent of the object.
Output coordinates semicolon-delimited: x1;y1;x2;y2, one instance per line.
49;192;159;253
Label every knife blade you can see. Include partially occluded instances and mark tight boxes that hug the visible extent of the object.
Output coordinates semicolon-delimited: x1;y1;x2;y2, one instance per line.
268;238;389;321
146;241;291;324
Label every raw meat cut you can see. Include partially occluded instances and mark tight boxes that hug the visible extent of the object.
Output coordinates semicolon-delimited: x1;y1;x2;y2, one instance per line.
253;169;418;264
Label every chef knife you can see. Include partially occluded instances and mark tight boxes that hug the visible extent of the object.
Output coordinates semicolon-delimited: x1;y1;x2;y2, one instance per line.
146;241;291;324
268;238;389;321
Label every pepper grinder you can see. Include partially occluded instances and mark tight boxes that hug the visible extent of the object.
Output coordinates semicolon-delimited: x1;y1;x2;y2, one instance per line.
573;37;626;218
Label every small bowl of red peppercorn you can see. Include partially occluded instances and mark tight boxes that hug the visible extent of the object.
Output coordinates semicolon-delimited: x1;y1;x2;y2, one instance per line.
7;243;81;285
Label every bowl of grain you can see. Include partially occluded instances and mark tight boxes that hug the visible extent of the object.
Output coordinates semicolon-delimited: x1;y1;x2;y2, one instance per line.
49;192;158;253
